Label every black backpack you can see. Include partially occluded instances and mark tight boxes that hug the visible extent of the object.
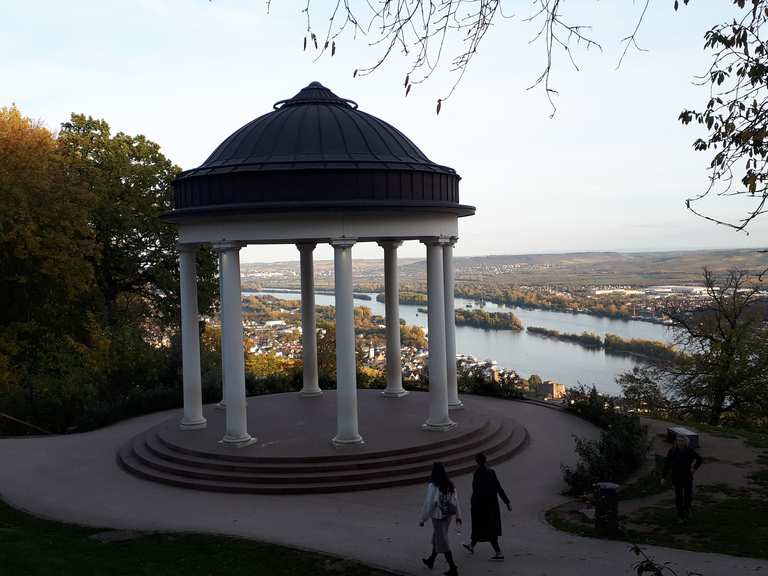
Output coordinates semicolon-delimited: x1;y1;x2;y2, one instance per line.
438;490;457;516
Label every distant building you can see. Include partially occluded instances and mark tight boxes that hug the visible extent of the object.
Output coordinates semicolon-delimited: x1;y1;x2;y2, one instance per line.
647;285;710;295
537;380;566;401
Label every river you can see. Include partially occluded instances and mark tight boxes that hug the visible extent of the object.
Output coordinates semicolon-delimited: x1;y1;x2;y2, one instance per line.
245;290;674;396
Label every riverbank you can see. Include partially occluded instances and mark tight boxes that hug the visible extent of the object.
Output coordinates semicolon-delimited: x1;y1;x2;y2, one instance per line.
258;287;372;300
245;289;673;395
455;309;524;331
526;326;679;363
251;285;672;326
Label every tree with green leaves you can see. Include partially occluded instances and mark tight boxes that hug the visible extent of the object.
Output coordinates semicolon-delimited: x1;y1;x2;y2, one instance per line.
666;269;768;424
617;366;671;415
57;114;217;333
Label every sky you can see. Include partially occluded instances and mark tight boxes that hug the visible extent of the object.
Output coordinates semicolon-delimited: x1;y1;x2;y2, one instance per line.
3;0;767;262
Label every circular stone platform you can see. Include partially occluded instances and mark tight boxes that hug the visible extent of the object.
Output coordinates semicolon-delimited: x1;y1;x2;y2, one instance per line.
118;390;527;494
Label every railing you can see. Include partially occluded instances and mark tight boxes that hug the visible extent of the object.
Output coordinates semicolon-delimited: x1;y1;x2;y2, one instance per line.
0;413;52;435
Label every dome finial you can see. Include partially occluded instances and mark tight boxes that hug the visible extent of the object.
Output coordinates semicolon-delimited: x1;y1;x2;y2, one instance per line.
273;82;358;109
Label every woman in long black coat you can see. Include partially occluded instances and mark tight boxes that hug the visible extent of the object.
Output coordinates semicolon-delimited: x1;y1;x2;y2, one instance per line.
463;453;510;560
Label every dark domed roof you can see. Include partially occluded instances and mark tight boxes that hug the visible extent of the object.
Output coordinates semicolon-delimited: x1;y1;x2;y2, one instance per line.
167;82;473;220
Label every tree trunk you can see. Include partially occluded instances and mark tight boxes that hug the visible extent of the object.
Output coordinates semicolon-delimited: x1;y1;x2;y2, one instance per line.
709;389;727;425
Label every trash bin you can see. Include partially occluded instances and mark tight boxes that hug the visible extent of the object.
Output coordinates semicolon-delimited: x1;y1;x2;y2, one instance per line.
594;482;620;537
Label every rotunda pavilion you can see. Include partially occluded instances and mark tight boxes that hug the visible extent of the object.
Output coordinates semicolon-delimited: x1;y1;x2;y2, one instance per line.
165;81;475;448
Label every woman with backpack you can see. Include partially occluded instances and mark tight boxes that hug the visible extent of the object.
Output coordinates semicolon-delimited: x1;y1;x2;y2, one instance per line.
419;462;462;576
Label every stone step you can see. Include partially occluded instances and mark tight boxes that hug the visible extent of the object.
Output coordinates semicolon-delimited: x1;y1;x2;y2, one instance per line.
117;424;528;495
154;417;493;464
144;419;505;474
129;425;515;485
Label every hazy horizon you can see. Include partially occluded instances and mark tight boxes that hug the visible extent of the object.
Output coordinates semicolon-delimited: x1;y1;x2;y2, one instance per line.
240;246;767;265
5;1;768;263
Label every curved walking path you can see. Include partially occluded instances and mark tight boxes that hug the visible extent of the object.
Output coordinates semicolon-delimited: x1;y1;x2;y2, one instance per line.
0;396;762;576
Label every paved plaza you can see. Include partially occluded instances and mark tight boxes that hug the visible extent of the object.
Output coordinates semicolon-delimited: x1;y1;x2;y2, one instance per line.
0;396;763;575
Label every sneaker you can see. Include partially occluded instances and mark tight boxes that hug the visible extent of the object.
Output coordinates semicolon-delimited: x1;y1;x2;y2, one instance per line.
422;558;435;569
490;554;505;561
462;543;474;554
443;568;458;576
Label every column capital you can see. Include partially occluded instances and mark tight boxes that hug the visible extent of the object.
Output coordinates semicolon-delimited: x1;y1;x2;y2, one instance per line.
438;236;458;247
377;240;403;249
177;242;199;254
296;242;317;252
330;237;357;248
420;237;443;247
211;241;244;254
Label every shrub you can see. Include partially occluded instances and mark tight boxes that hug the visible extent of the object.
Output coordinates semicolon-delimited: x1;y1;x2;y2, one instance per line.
562;386;651;495
457;366;525;399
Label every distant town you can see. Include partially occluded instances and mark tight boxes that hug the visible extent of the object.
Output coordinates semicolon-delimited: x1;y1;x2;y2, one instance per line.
228;250;768;400
224;294;568;403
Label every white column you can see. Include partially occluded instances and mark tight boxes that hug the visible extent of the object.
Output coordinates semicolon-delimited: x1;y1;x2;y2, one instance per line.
215;251;226;411
379;240;407;397
178;244;207;430
331;238;363;446
441;237;462;409
298;243;321;397
422;239;455;431
217;242;256;447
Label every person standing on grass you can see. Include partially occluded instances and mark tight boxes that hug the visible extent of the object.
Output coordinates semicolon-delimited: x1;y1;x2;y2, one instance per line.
419;462;462;576
662;434;703;520
462;453;510;561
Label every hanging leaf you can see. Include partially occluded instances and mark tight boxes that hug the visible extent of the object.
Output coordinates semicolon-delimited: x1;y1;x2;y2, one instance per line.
324;40;329;50
303;36;307;51
404;74;409;87
353;69;358;78
406;84;411;96
436;99;442;115
332;41;336;56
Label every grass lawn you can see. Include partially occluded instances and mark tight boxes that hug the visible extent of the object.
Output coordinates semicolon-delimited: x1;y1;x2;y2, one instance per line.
0;499;390;576
627;486;768;559
546;483;768;560
618;470;667;501
546;423;768;560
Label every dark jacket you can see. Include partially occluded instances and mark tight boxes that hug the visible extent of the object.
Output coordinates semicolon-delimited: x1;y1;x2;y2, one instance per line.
470;466;510;541
663;446;703;482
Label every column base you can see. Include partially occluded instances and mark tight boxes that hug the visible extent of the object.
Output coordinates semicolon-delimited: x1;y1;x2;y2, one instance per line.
332;434;364;447
448;400;464;410
219;434;257;448
300;389;324;398
179;416;207;431
381;388;409;398
422;420;457;432
215;400;248;410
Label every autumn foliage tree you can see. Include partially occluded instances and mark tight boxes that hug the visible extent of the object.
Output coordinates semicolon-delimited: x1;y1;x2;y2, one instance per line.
0;106;98;428
0;106;217;433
